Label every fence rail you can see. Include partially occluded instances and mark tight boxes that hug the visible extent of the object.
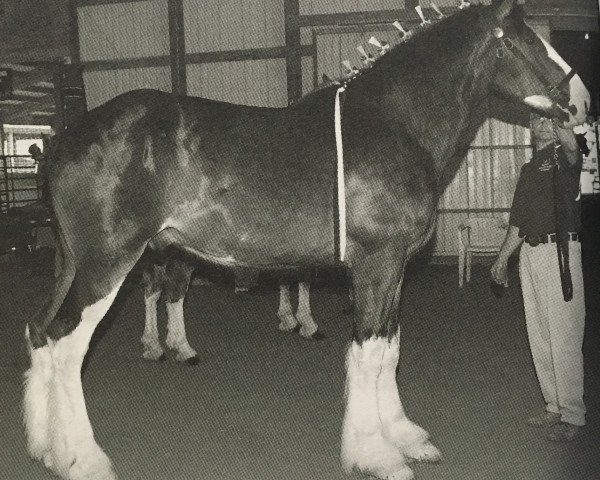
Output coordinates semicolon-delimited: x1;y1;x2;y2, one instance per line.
0;155;42;213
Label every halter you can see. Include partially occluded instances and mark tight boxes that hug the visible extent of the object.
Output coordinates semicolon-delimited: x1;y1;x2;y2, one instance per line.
493;27;577;113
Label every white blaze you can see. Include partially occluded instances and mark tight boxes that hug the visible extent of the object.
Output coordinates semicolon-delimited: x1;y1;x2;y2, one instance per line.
538;35;590;126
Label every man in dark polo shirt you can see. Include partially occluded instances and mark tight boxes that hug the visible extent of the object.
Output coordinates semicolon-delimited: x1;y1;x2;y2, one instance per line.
491;113;585;442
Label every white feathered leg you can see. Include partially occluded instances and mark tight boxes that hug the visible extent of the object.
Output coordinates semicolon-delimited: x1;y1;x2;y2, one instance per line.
341;337;414;480
23;327;52;463
378;333;441;462
36;283;122;480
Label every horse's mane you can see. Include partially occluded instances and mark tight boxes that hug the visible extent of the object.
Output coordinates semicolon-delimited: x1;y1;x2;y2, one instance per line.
294;4;490;107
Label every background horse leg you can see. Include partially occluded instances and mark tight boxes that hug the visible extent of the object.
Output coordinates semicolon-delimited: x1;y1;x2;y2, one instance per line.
277;284;299;332
141;264;166;361
341;244;439;480
295;282;324;340
164;259;199;365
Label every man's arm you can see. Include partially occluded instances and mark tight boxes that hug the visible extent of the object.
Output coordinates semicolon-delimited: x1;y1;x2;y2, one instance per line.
555;126;579;166
491;225;524;285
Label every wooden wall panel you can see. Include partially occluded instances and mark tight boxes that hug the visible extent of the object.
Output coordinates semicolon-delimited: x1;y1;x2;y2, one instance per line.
78;1;169;61
301;56;315;95
300;0;405;15
84;66;171;109
184;0;285;53
186;59;287;107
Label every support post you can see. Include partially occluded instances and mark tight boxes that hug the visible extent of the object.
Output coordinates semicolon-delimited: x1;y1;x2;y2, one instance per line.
284;0;302;103
168;0;187;96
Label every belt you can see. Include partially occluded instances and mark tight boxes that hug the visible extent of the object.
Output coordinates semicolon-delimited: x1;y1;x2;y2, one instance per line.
524;232;579;246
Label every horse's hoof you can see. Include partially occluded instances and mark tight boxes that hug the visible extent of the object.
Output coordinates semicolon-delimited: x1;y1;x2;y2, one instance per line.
310;329;326;341
185;355;200;366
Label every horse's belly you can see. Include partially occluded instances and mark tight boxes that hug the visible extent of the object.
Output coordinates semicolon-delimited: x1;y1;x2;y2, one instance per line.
167;197;337;267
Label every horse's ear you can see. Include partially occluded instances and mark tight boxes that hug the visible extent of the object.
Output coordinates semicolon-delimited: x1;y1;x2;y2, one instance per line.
492;0;516;21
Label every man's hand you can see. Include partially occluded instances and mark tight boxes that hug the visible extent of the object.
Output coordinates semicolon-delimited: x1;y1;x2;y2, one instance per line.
491;257;509;286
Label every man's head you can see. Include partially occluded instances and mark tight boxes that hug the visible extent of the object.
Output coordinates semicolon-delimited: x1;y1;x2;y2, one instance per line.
28;144;42;156
530;113;555;149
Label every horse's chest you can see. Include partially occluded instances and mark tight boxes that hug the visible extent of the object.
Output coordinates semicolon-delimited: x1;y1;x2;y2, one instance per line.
346;171;435;245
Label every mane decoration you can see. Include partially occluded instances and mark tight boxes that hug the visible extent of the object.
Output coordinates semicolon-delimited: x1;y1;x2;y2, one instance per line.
338;0;471;89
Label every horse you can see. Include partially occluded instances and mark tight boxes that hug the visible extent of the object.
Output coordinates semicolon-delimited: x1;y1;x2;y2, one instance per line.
138;252;323;365
23;1;589;479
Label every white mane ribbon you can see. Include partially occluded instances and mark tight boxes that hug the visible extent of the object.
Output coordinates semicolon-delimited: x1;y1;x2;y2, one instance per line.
335;85;347;262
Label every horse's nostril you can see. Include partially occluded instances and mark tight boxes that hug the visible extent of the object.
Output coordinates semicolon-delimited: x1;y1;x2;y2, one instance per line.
568;104;578;116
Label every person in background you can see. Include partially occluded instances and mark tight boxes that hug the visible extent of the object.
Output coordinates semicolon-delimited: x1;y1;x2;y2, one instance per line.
29;143;49;204
491;113;586;442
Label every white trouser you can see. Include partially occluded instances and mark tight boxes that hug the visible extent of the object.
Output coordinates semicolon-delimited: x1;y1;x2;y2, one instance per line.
519;241;586;426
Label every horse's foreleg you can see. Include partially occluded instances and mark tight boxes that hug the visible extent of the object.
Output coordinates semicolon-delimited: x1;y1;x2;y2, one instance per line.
296;282;323;339
377;331;441;463
277;284;299;332
341;245;439;480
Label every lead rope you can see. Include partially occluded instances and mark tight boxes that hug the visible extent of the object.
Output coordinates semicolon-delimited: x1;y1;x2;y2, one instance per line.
335;85;347;262
551;120;573;302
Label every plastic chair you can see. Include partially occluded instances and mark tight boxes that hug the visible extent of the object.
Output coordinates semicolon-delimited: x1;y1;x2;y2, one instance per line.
458;216;508;287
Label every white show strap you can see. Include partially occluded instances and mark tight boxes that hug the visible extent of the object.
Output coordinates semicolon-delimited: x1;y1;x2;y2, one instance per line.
334;85;347;262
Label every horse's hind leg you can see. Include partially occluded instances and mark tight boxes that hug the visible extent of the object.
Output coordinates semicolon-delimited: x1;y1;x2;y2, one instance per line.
164;258;198;365
24;250;144;480
24;233;75;461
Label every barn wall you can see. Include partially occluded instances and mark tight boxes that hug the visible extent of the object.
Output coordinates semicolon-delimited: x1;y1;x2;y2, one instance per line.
184;0;285;53
186;59;287;106
84;67;172;109
78;0;171;109
300;0;405;15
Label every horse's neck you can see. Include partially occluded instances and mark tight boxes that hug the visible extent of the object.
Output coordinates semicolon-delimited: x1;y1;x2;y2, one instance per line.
351;38;494;185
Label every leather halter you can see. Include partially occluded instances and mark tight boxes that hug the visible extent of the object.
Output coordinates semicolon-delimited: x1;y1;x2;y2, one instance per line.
494;28;577;112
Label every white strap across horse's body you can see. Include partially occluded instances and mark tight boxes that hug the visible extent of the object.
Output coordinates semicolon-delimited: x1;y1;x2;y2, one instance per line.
335;85;347;262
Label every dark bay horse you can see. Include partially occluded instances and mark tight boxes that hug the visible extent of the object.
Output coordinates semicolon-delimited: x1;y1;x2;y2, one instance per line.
23;1;589;479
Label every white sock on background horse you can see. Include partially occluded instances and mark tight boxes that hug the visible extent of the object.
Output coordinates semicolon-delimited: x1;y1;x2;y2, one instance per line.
165;299;198;362
277;284;298;331
296;282;318;338
141;290;164;361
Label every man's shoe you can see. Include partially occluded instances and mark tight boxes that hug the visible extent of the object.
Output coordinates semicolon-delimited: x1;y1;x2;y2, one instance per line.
547;422;583;442
527;411;561;428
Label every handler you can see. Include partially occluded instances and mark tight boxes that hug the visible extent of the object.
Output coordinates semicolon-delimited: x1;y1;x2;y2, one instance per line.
491;113;586;442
